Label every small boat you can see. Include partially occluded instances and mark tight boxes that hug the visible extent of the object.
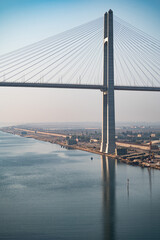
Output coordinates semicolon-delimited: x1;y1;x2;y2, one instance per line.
91;157;93;160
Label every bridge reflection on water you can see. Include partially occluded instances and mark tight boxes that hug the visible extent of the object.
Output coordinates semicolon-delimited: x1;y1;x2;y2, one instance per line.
100;155;154;240
101;156;116;240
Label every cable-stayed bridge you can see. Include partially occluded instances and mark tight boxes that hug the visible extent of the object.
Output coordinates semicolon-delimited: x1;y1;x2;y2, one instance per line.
0;10;160;154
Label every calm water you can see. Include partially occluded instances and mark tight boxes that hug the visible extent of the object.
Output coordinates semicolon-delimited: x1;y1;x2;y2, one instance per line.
0;131;160;240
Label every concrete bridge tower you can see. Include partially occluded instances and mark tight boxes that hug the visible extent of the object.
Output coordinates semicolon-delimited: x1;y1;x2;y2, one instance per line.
100;9;115;154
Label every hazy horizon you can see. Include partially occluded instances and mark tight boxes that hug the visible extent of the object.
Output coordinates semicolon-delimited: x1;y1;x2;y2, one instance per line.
1;120;160;129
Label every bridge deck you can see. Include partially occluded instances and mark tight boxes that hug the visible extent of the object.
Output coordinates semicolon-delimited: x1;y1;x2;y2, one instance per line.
0;82;160;91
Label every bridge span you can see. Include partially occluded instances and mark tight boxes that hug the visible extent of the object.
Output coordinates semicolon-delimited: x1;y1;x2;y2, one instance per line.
0;82;160;92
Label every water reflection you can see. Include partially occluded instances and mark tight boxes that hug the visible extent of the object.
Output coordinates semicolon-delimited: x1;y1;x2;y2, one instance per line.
127;178;129;198
147;168;152;199
101;155;116;240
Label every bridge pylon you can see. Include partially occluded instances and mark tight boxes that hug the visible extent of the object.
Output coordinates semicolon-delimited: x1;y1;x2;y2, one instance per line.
100;9;115;154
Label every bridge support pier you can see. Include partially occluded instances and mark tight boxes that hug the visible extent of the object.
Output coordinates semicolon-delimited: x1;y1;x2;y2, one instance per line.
100;9;115;154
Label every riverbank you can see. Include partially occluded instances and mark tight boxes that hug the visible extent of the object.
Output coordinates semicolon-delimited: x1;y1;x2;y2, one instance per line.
0;127;160;170
0;128;115;157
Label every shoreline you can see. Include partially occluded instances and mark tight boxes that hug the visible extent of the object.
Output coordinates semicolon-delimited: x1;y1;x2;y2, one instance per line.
0;129;115;157
0;128;160;170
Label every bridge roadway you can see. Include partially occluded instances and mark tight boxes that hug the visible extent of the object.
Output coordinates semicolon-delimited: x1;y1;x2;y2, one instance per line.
0;82;160;91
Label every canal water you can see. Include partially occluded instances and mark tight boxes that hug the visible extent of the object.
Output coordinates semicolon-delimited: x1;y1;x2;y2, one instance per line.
0;131;160;240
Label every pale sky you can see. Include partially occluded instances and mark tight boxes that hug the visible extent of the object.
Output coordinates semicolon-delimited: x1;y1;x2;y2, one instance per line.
0;0;160;124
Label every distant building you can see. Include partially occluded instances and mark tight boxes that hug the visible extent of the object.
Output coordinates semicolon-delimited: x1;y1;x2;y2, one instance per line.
90;138;99;143
151;133;156;137
151;144;159;150
137;134;142;138
21;131;27;135
115;147;127;156
66;139;77;145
